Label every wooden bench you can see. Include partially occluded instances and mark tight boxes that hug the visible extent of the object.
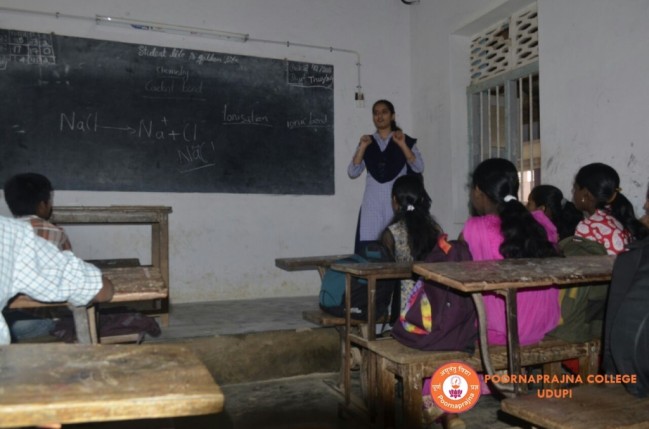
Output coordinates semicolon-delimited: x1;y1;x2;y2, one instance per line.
369;337;601;428
501;384;649;429
9;265;167;344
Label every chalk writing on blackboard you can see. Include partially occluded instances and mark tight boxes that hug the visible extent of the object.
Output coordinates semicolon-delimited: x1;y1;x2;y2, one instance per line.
0;30;56;67
0;28;335;194
287;61;334;88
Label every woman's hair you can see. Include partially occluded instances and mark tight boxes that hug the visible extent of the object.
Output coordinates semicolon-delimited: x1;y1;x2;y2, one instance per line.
372;99;400;132
389;175;441;260
472;158;557;258
574;162;649;241
528;184;583;240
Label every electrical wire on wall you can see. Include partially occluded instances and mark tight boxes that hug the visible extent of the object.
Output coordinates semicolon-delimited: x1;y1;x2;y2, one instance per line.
0;7;366;107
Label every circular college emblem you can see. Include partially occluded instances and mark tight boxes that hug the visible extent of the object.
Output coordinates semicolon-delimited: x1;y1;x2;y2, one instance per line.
429;362;481;413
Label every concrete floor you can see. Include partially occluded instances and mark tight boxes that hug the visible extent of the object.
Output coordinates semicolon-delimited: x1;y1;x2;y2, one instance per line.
62;372;527;429
19;297;530;428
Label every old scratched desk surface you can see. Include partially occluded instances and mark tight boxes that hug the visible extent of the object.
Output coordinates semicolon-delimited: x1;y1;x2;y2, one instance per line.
0;343;223;428
413;255;615;396
413;255;615;292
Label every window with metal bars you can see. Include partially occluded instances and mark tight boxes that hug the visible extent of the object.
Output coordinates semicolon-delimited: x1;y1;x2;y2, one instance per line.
467;4;539;201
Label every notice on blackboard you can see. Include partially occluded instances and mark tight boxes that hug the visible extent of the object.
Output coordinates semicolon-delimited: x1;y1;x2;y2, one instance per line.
0;29;334;195
287;61;334;88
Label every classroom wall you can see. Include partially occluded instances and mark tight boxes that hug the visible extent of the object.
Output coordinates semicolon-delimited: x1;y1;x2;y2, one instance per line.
537;0;649;207
0;0;413;302
408;0;649;238
2;0;648;303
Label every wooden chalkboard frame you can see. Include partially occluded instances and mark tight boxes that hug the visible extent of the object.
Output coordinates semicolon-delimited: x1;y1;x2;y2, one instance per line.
0;28;334;194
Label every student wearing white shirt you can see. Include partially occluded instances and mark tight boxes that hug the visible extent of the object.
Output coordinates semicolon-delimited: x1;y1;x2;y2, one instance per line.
0;215;113;344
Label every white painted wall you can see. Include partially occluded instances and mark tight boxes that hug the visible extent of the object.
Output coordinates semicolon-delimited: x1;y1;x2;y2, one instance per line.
538;0;649;207
0;0;412;302
2;0;648;303
409;0;649;238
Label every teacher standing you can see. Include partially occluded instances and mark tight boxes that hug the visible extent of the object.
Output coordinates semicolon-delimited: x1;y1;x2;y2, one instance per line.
348;99;424;253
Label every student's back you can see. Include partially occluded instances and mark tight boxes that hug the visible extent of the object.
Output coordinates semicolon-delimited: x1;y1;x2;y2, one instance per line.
571;163;649;254
0;216;112;344
3;172;72;340
461;158;560;346
381;175;441;319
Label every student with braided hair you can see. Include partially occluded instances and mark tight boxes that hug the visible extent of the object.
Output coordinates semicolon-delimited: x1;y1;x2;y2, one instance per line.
460;158;560;346
572;162;649;254
381;174;442;313
527;184;583;240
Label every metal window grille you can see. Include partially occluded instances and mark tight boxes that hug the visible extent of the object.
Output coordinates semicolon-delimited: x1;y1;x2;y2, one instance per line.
467;4;539;201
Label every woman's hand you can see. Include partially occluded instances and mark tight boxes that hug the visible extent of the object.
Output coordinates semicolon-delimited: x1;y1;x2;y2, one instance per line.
359;134;372;148
392;130;406;147
392;131;416;163
353;135;372;166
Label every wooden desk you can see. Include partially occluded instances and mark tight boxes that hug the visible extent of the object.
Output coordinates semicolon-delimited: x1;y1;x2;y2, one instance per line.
501;384;649;429
9;266;167;344
0;343;223;428
413;255;615;396
328;261;412;421
52;205;172;325
275;254;355;279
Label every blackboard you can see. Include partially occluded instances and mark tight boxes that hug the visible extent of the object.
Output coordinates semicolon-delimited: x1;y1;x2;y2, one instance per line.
0;29;334;194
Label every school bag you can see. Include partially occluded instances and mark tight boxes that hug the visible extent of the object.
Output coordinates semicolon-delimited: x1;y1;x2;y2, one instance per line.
602;236;649;397
319;242;397;321
390;236;477;353
546;236;608;342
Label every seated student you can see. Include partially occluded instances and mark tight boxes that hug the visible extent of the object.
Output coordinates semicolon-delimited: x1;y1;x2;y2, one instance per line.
640;181;649;229
2;173;72;340
0;215;113;344
572;163;649;253
381;175;471;429
527;184;607;344
526;184;583;240
380;175;442;314
460;158;560;346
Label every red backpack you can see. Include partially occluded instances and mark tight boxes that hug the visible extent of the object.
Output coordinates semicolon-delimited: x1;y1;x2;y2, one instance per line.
391;236;477;353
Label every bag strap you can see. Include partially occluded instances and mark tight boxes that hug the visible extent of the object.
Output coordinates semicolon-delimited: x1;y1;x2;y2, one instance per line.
399;279;430;334
398;235;455;335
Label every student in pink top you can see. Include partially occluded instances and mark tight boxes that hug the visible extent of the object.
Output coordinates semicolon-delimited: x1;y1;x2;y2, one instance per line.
460;158;560;346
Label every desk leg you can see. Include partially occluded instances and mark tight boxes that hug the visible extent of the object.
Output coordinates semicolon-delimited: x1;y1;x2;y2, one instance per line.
87;305;99;344
504;288;523;395
471;294;515;397
343;273;352;408
366;276;377;421
69;305;93;345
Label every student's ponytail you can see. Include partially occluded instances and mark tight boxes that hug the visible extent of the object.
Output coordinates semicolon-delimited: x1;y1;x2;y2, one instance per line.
499;197;557;258
575;163;649;242
528;185;583;239
389;175;440;260
609;192;649;241
472;158;557;259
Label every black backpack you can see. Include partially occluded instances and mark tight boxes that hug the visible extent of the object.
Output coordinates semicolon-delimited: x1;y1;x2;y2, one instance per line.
319;242;397;321
602;237;649;397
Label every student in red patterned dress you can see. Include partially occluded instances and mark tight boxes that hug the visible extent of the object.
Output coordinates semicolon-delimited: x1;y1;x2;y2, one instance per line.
572;163;649;255
2;172;73;340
